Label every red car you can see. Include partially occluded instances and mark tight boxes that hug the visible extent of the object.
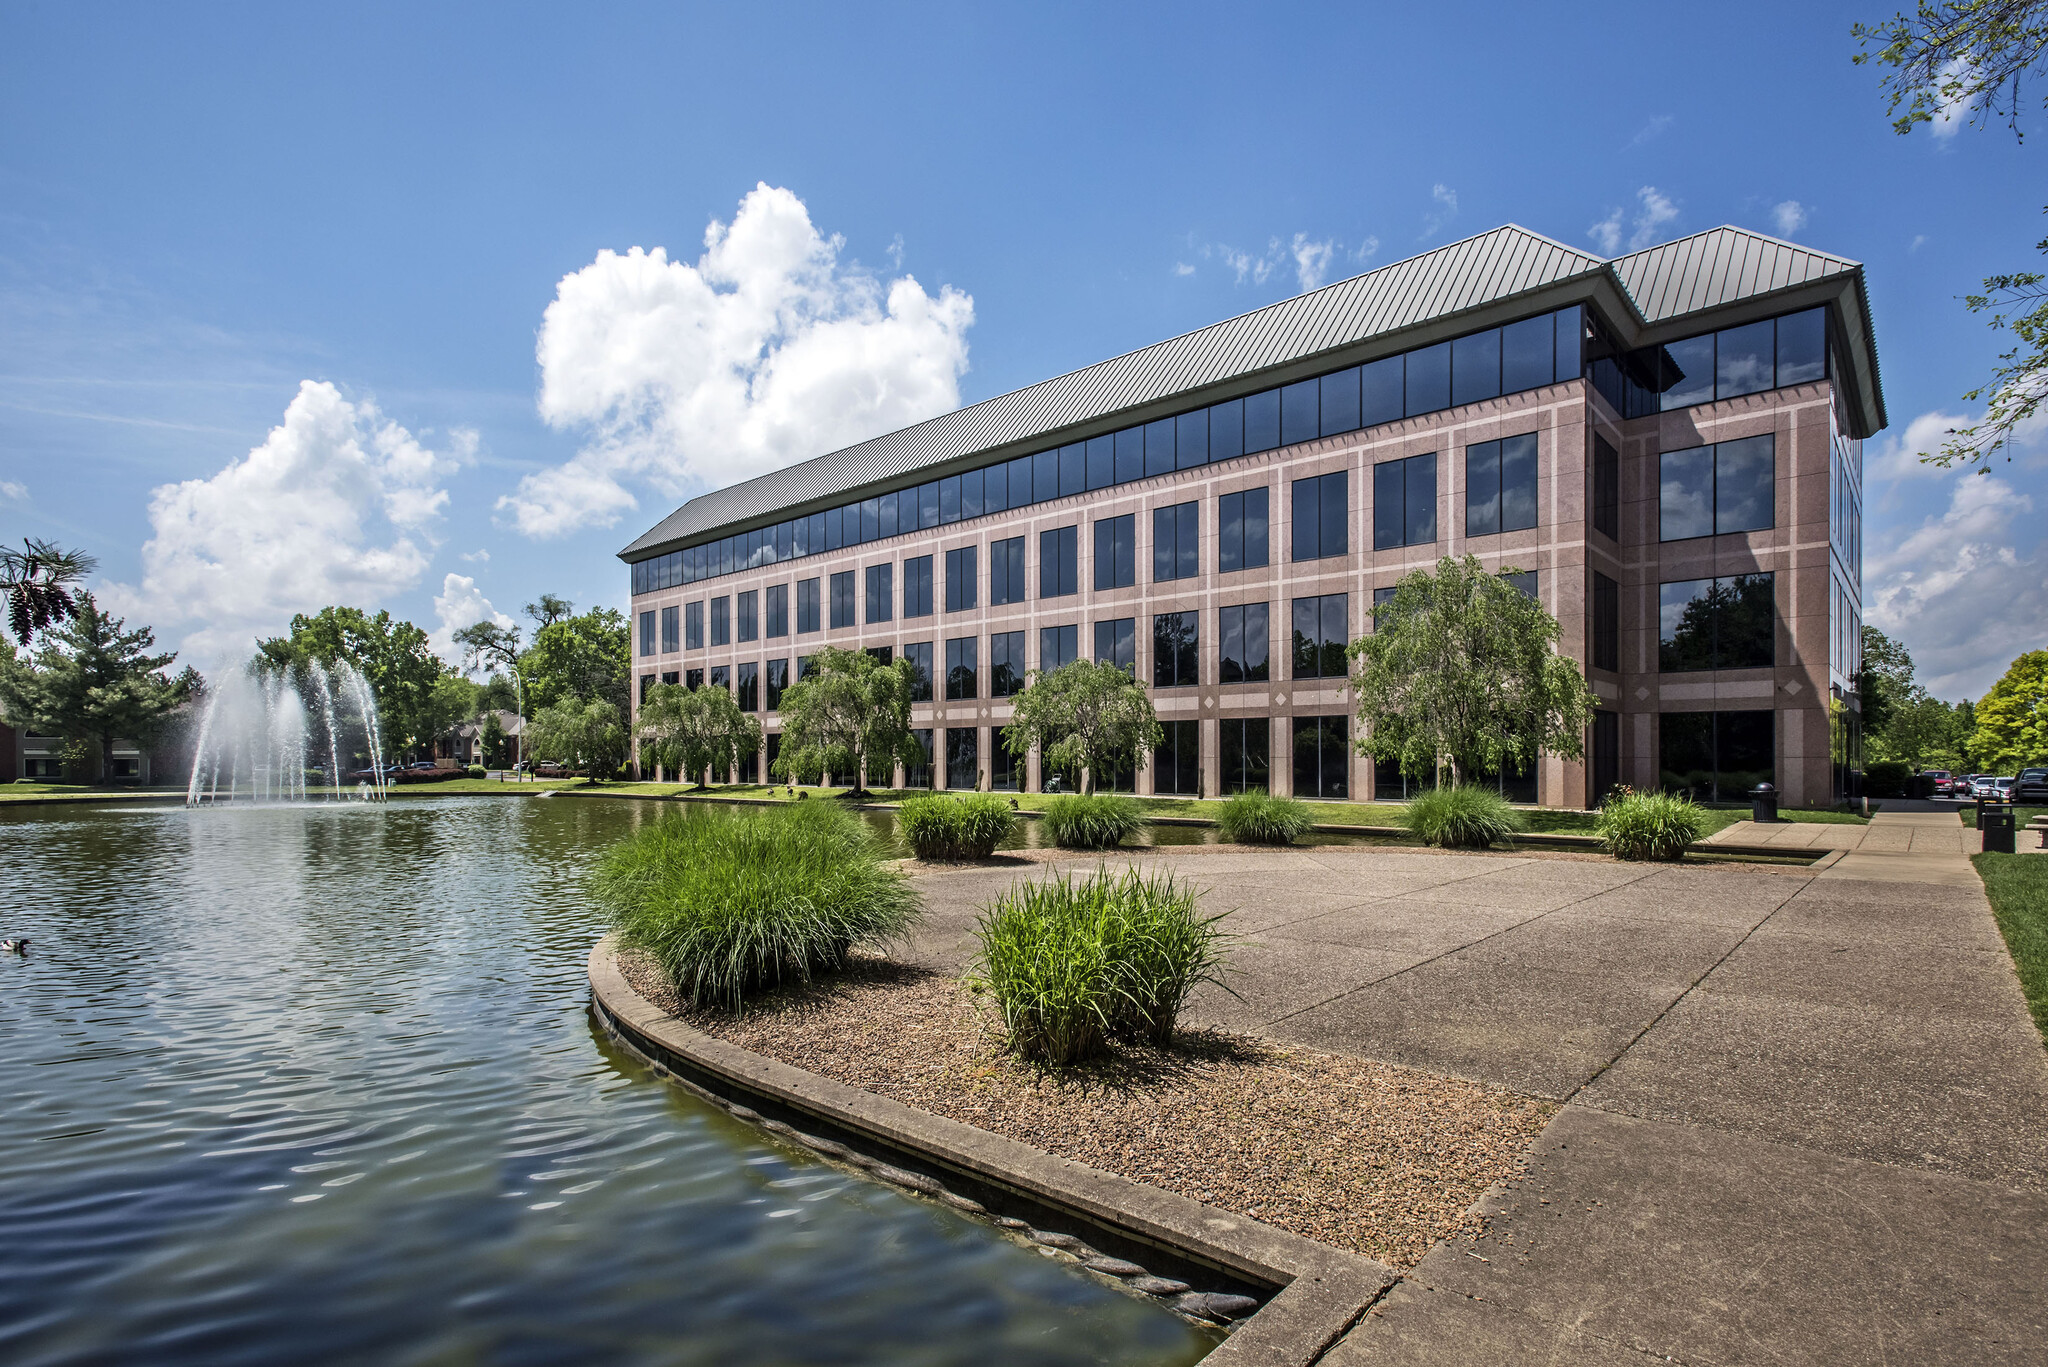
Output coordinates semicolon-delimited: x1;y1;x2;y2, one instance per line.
1922;770;1956;796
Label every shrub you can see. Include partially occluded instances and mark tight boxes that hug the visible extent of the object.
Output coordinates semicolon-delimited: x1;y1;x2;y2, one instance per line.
1215;791;1313;845
591;801;920;1010
1862;760;1912;799
466;764;486;779
1597;790;1707;861
1042;793;1144;849
969;868;1229;1064
1401;783;1525;849
898;793;1018;861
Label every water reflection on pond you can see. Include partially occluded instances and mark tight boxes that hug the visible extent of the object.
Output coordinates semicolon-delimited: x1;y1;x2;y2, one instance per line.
0;797;1216;1367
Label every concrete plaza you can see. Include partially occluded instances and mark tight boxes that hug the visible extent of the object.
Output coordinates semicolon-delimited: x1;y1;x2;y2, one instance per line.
904;810;2048;1364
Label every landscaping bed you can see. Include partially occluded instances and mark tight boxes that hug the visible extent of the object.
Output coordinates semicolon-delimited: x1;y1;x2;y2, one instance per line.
617;950;1554;1268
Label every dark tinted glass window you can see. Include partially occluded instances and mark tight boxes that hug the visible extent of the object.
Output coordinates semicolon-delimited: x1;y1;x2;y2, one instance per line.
795;580;818;635
906;727;932;788
1658;446;1715;541
982;464;1007;515
1153;502;1199;581
1503;570;1537;598
1281;378;1319;447
1374;453;1437;548
1175;409;1208;468
1218;486;1269;572
1094;617;1135;673
1245;388;1280;453
861;497;879;542
765;584;788;638
939;477;960;524
1592;435;1619;541
687;667;705;691
1154;720;1201;796
1152;611;1198;687
863;565;891;624
1111;427;1142;483
989;536;1026;605
1006;456;1034;506
903;641;933;702
961;468;984;519
880;490;900;538
766;657;788;710
1034;450;1057;504
640;610;656;657
1292;471;1347;560
1501;314;1554;393
1040;525;1077;598
1291;593;1349;679
944;545;977;612
1660;573;1775;671
1144;418;1174;478
1713;435;1774;534
1093;515;1135;589
1220;716;1269;793
737;590;759;641
1659;710;1774;801
1208;398;1244;461
1451;328;1501;407
945;636;977;700
1089;434;1117;490
1466;440;1501;537
944;727;978;790
1293;715;1348;798
1405;341;1450;415
919;481;940;529
1040;624;1078;672
1219;602;1269;683
1499;433;1538;532
1716;319;1775;399
1059;442;1085;496
1662;334;1716;410
990;631;1026;697
1775;307;1826;385
1320;367;1360;436
1405;454;1437;545
829;572;854;629
1361;355;1403;428
736;662;759;713
1592;572;1619;672
711;596;731;646
904;555;933;618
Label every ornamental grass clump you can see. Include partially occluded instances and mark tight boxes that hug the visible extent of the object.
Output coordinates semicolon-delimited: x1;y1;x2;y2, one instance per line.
1597;789;1707;861
591;801;919;1011
1215;791;1314;846
1401;784;1526;849
897;793;1017;861
968;868;1230;1065
1042;793;1144;850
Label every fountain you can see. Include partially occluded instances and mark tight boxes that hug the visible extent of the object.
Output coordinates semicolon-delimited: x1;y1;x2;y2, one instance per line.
185;658;389;805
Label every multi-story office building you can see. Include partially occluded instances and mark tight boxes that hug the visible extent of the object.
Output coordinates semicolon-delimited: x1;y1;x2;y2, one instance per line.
621;224;1881;808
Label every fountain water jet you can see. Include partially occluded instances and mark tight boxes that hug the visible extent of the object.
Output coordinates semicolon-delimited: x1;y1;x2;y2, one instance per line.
185;659;388;805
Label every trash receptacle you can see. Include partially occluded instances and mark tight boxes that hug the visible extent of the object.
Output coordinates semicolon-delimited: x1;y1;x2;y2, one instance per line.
1750;782;1780;824
1980;800;2017;854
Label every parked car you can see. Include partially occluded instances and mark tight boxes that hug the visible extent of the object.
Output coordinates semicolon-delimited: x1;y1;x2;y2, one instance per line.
1922;769;1955;796
2014;768;2048;802
1973;775;2001;798
407;761;439;772
1994;777;2015;798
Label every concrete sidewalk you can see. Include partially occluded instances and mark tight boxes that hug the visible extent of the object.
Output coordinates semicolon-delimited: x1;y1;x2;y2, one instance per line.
904;816;2048;1364
1706;807;1987;885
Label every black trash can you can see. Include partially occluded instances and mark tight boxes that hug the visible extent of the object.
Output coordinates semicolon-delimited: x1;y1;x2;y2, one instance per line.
1750;782;1780;824
1980;800;2017;854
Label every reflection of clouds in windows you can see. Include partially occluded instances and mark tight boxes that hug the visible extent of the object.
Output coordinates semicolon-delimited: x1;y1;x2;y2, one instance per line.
1713;437;1776;533
1659;447;1714;540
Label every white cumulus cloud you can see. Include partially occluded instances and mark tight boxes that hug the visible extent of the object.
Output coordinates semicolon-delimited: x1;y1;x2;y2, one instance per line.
1290;234;1336;291
430;572;514;669
1590;186;1681;255
102;380;471;669
1771;200;1808;236
0;479;26;503
499;183;974;539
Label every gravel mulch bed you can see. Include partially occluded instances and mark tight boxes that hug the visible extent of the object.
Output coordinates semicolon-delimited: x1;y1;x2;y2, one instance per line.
617;952;1554;1268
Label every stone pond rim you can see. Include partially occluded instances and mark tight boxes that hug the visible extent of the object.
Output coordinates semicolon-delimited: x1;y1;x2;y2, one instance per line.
587;934;1402;1365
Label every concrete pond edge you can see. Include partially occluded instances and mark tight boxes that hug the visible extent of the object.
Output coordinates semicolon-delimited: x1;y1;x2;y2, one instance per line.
587;934;1397;1364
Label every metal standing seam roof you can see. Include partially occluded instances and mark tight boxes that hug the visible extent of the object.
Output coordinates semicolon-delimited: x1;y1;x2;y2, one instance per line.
620;223;1879;561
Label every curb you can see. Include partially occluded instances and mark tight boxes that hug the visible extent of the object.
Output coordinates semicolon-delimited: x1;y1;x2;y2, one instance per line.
588;936;1395;1363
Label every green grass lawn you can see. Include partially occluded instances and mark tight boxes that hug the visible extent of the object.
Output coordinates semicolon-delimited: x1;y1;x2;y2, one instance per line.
1973;853;2048;1047
0;782;187;802
1961;804;2048;830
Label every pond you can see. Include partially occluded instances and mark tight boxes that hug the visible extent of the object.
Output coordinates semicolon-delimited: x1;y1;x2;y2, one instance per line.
0;797;1217;1366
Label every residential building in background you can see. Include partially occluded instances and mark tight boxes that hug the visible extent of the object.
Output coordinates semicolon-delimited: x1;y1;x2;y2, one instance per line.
621;224;1881;808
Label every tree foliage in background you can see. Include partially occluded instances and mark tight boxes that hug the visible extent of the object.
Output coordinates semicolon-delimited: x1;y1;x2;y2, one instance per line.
257;605;448;760
1350;556;1597;785
636;681;763;786
1858;624;1986;769
1856;2;2048;466
525;695;628;780
1854;622;1918;738
770;646;920;795
2;538;98;646
1001;659;1162;796
0;593;192;780
520;604;630;714
1972;649;2048;770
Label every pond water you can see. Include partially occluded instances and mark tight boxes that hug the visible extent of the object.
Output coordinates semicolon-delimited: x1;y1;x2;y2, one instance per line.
0;797;1216;1366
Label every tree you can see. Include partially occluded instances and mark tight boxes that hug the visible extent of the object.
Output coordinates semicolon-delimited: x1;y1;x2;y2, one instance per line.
521;606;630;714
769;646;921;796
1971;649;2048;771
2;538;98;646
525;695;630;782
453;622;525;766
1855;3;2048;466
525;594;575;633
480;711;510;768
1001;659;1163;796
1855;624;1918;739
0;593;190;781
257;606;448;760
1350;556;1597;785
423;675;480;756
637;681;763;786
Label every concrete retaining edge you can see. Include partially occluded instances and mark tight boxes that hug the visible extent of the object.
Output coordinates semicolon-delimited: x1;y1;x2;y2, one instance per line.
587;934;1396;1364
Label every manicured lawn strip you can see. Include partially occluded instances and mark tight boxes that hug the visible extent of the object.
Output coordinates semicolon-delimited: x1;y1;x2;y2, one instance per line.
0;784;187;802
1962;804;2048;830
1973;853;2048;1046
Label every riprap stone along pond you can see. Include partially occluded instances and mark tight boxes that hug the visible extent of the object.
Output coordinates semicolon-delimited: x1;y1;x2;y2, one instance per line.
0;797;1213;1366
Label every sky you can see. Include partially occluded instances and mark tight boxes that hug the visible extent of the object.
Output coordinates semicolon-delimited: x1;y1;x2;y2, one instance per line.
1;1;2042;698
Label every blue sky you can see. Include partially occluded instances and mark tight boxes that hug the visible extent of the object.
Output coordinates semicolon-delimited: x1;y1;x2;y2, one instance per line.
2;1;2042;696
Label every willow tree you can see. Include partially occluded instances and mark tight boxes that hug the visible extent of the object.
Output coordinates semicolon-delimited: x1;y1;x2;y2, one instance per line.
769;646;920;796
1001;659;1162;795
1350;555;1596;786
637;681;762;787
